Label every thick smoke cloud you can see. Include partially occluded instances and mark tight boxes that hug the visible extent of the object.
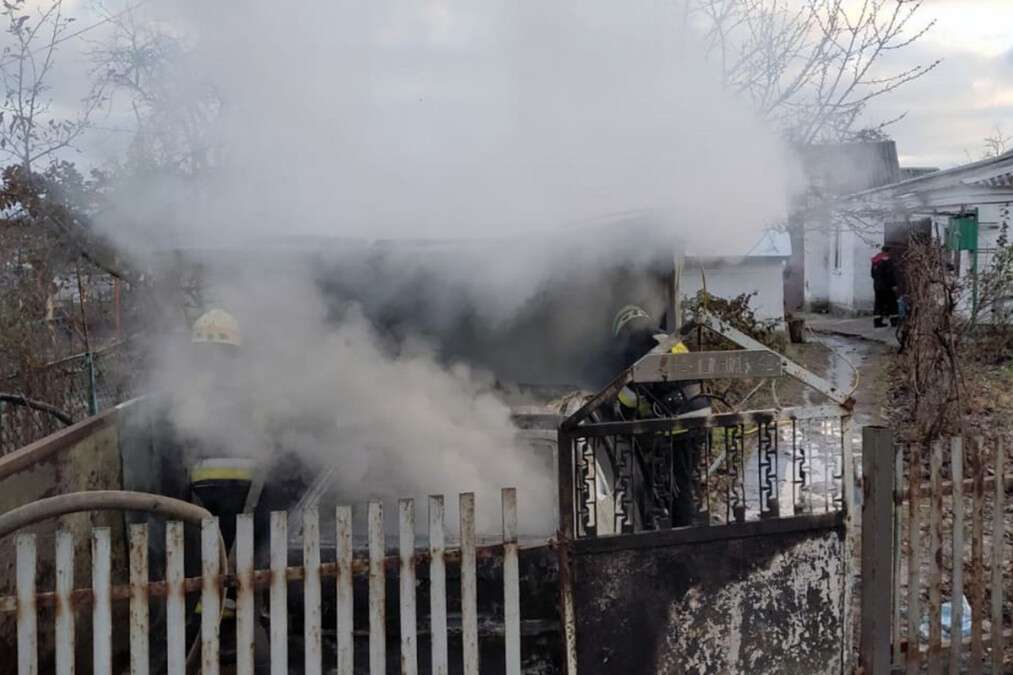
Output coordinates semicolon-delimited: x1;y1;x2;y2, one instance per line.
158;271;554;532
112;0;797;531
109;1;793;252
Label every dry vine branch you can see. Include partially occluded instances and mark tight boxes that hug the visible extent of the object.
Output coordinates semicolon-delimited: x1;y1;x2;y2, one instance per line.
894;240;966;442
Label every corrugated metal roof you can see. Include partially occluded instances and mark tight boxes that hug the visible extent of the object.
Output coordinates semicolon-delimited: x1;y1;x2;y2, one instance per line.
848;152;1013;201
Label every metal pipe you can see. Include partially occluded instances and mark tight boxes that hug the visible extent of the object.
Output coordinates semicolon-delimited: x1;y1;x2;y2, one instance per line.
0;491;213;540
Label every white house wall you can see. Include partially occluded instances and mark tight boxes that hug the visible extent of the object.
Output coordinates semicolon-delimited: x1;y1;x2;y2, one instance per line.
977;203;1008;263
803;228;831;309
814;225;882;315
828;229;854;312
680;259;786;324
851;232;879;313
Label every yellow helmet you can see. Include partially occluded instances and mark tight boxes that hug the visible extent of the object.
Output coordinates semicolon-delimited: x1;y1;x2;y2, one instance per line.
192;309;241;347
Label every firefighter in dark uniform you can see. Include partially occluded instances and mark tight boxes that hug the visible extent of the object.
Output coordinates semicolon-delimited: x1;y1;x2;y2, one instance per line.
186;309;310;667
871;245;899;327
612;305;710;527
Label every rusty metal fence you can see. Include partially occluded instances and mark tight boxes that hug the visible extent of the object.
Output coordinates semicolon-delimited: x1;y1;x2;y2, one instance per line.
861;432;1013;674
3;489;523;675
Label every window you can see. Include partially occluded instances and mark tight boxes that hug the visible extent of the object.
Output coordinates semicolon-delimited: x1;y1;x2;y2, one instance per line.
833;227;842;270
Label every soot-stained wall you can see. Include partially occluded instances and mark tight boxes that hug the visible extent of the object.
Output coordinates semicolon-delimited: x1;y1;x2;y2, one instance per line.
574;524;845;674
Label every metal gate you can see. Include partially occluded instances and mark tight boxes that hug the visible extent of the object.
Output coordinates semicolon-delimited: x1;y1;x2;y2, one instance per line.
556;404;855;673
554;314;857;673
3;489;525;675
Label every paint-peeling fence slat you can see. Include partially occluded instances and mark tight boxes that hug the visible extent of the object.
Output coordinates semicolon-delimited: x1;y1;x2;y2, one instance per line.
55;530;74;675
429;496;448;675
93;527;112;675
399;499;418;675
335;505;353;675
16;533;36;675
166;521;186;675
460;492;480;675
906;448;922;675
304;510;322;675
236;514;255;675
887;436;1013;673
6;488;524;675
927;441;942;674
270;510;288;675
950;437;965;674
992;438;1006;675
368;500;385;675
128;523;150;675
201;517;222;675
502;488;521;675
970;438;985;674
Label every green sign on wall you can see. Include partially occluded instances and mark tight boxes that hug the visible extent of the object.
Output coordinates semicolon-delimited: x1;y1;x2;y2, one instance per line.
947;214;979;251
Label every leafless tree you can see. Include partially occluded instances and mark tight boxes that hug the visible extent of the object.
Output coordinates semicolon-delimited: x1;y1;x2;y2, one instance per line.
90;1;220;175
690;0;939;144
981;124;1011;160
0;1;138;452
0;0;103;173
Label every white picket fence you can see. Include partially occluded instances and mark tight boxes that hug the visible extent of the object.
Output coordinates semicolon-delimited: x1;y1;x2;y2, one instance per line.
2;488;523;675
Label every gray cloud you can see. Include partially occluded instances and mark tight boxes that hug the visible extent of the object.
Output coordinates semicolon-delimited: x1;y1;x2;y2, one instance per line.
860;40;1013;167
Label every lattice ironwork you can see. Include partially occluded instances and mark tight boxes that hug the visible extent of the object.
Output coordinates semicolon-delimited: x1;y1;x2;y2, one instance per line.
613;435;636;534
576;437;597;537
559;408;849;540
645;434;674;530
758;420;779;517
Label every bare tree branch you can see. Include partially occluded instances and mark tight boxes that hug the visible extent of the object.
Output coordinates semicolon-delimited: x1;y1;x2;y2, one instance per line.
690;0;938;143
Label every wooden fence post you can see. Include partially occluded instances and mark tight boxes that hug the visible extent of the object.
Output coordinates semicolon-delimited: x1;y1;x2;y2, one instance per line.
861;426;896;675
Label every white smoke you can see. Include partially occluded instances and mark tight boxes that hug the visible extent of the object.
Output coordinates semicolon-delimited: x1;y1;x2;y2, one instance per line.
97;0;797;532
157;271;555;532
105;1;793;254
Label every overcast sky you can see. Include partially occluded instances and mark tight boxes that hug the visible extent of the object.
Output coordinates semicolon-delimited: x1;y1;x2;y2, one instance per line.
22;0;1013;173
856;0;1013;169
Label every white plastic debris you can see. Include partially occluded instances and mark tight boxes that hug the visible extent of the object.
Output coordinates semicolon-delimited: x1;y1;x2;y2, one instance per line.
919;595;973;640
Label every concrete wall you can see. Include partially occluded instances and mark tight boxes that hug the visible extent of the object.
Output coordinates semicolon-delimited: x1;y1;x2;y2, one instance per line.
680;258;787;324
573;521;846;674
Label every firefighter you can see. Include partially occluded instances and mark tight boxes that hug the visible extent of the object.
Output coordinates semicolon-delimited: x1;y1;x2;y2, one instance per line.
612;305;709;527
612;305;709;417
871;245;899;327
187;308;257;548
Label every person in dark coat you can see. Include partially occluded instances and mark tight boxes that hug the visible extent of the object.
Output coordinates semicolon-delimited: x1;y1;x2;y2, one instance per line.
871;245;899;327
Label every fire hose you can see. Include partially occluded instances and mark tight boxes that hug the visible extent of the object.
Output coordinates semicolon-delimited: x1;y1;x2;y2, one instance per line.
0;490;215;538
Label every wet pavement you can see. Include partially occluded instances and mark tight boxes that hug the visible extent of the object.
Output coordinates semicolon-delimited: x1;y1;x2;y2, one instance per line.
801;316;897;516
799;312;896;427
809;333;892;429
801;312;900;348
